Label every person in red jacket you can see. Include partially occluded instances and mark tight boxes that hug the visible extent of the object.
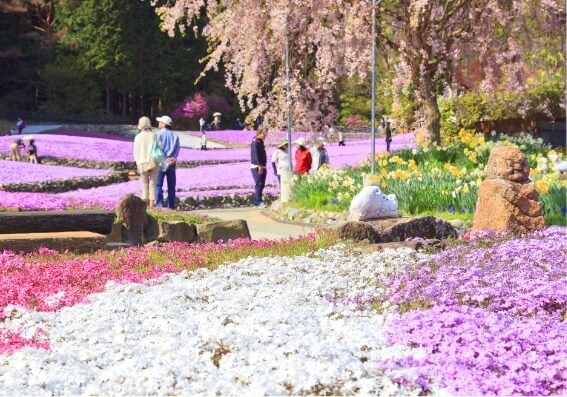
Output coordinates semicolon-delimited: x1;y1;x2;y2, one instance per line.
294;137;312;175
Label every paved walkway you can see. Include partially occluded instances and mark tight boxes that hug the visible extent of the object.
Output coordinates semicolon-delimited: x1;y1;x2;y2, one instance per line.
193;207;316;240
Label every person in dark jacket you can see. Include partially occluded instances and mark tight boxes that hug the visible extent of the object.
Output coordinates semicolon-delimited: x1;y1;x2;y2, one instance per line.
250;130;267;208
385;121;393;152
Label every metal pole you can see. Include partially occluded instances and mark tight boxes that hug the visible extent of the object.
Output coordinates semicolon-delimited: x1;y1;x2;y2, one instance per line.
370;0;377;175
286;33;293;171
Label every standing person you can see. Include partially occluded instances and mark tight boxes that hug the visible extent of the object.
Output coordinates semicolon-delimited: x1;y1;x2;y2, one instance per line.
250;130;267;208
134;116;159;207
16;118;25;134
27;138;38;164
155;115;180;210
328;124;336;142
271;139;290;184
310;138;329;173
9;139;24;161
200;131;208;150
254;115;263;130
199;117;206;133
338;129;345;146
385;121;393;152
294;137;312;175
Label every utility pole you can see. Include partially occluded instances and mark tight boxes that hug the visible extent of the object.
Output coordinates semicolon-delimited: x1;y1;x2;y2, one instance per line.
285;32;293;171
370;0;381;175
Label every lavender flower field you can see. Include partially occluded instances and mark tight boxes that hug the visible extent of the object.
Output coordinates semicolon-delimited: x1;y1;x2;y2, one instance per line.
0;160;109;185
0;131;415;210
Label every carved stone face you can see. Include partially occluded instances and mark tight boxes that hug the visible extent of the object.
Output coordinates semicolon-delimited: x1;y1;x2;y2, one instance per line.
486;146;529;182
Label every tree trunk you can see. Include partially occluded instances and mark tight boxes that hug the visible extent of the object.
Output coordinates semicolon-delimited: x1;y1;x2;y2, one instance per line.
420;75;442;145
105;83;111;113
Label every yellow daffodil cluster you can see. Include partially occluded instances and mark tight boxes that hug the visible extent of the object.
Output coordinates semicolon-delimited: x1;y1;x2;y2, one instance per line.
455;129;485;148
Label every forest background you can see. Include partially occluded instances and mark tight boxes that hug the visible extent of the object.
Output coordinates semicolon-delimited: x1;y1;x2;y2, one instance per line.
0;0;565;139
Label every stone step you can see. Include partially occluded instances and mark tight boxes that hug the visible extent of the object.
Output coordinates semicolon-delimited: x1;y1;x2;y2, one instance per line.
0;232;106;254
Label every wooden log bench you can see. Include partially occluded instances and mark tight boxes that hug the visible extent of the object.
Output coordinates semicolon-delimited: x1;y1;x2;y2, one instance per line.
0;210;115;253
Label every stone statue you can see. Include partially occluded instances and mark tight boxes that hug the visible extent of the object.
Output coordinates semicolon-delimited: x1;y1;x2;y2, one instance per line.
472;146;545;235
116;194;148;245
349;185;400;221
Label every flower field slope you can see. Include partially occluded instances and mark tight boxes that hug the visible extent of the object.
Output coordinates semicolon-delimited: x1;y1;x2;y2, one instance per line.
0;160;109;184
0;243;426;395
382;228;567;395
0;230;565;395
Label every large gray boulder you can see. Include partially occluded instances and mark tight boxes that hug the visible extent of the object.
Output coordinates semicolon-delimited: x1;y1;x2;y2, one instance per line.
323;216;456;243
196;220;251;243
158;221;197;243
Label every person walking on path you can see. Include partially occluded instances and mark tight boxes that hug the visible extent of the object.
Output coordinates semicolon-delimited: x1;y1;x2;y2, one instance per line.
199;117;206;133
385;121;393;152
9;139;24;161
200;131;208;150
155;115;180;209
294;137;312;175
250;130;267;208
338;129;346;146
27;139;38;164
271;139;290;184
310;138;329;173
16;118;25;134
134;116;159;208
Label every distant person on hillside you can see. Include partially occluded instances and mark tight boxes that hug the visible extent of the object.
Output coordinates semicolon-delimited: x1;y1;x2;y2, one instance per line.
235;117;244;130
27;138;38;164
271;139;290;184
385;121;393;152
16;118;25;134
250;130;267;208
338;129;345;146
200;131;208;150
294;137;312;175
199;117;206;133
9;139;24;161
134;116;159;208
155;115;180;210
328;125;336;142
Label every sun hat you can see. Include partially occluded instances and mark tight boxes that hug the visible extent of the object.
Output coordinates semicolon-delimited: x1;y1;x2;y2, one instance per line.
294;137;306;146
156;115;173;126
317;137;328;145
137;116;152;130
277;139;289;148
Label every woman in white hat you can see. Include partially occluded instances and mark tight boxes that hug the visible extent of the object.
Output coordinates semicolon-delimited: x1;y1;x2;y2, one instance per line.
294;137;312;175
134;116;158;207
271;139;290;184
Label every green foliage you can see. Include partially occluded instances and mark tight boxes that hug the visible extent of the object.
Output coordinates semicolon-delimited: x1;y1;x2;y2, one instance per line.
40;54;101;114
146;209;220;224
439;68;565;141
539;185;567;226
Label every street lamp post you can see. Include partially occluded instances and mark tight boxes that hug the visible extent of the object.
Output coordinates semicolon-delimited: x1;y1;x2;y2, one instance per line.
285;33;293;171
370;0;381;175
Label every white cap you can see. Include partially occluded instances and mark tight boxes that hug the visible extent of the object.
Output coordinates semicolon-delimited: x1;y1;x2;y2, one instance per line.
294;137;306;146
156;115;173;126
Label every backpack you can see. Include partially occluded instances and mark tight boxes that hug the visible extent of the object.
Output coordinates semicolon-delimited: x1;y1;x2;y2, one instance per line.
151;135;165;164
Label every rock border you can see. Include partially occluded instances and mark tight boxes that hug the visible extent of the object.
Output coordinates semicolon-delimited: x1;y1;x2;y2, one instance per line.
0;154;240;171
0;172;129;193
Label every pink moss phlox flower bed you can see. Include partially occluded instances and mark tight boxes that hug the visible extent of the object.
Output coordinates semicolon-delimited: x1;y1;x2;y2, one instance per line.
383;228;567;395
0;160;109;184
0;237;315;354
0;191;102;210
0;329;50;354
